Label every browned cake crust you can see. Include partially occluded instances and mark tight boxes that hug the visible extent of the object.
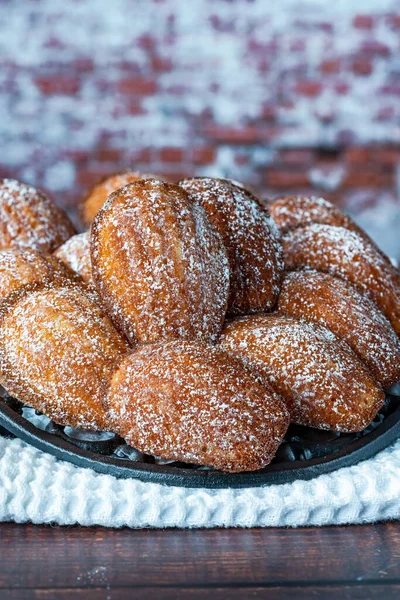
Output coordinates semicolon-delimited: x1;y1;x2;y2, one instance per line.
269;195;366;235
219;314;385;432
91;179;229;345
276;270;400;389
0;179;76;253
282;224;400;336
105;341;289;472
179;177;283;316
0;282;129;430
54;231;93;285
80;170;161;226
0;248;78;300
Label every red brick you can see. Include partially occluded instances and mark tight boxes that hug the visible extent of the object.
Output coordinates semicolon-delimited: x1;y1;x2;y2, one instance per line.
257;58;270;73
265;169;310;188
375;105;396;121
295;80;322;97
335;81;350;95
319;22;333;33
351;60;373;76
151;56;173;72
373;147;400;166
343;171;393;188
320;60;341;74
159;147;184;163
71;58;95;73
290;39;306;52
137;34;155;51
0;166;14;179
361;40;391;57
126;101;146;115
234;154;250;167
388;15;400;29
204;125;280;144
248;38;279;54
210;15;235;33
117;78;158;95
380;84;400;95
94;147;123;163
193;147;215;165
344;147;371;164
204;125;258;143
129;148;154;164
261;104;276;120
158;169;191;181
113;60;141;73
353;15;375;29
63;149;90;163
77;168;113;189
279;149;314;166
35;76;80;95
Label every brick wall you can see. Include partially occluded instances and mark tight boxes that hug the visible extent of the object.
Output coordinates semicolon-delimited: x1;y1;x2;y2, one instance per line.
0;0;399;254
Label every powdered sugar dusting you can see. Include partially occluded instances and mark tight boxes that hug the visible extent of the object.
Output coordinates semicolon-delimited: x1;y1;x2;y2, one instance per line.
179;177;283;316
0;283;129;430
54;231;93;285
277;270;400;388
219;314;385;432
282;224;400;335
270;195;360;234
105;340;289;472
0;179;75;253
0;248;73;300
91;179;230;344
80;171;161;226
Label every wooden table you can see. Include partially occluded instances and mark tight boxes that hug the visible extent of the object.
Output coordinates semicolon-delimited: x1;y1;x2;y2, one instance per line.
1;522;400;599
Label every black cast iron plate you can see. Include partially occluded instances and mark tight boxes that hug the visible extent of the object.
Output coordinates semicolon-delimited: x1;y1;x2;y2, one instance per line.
0;387;399;489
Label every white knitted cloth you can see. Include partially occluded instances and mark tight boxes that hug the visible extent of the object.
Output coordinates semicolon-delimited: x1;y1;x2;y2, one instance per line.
1;434;400;528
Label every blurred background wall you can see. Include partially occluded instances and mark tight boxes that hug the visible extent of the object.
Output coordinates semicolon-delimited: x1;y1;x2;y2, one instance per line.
0;0;399;255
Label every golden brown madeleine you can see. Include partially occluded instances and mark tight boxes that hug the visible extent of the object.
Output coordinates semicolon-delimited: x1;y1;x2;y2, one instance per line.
269;195;365;235
91;179;229;345
0;283;129;430
105;341;289;472
0;179;76;253
282;224;400;336
219;314;385;432
0;248;78;300
54;231;93;285
276;270;400;388
80;170;161;227
179;177;283;316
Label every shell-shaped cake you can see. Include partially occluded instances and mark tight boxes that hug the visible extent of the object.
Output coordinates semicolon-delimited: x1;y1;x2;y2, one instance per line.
0;248;76;300
276;270;400;388
105;341;289;472
0;283;129;430
179;177;283;316
0;179;76;253
91;179;229;344
270;195;365;235
282;224;400;336
80;170;161;226
219;314;385;432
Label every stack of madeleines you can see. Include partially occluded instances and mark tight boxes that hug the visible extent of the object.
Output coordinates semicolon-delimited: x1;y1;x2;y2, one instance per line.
0;174;399;473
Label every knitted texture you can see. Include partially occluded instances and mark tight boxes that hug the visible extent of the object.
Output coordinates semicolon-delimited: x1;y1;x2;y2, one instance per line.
0;435;399;528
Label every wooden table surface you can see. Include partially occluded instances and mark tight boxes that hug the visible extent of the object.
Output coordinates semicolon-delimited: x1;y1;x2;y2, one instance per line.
1;522;400;599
